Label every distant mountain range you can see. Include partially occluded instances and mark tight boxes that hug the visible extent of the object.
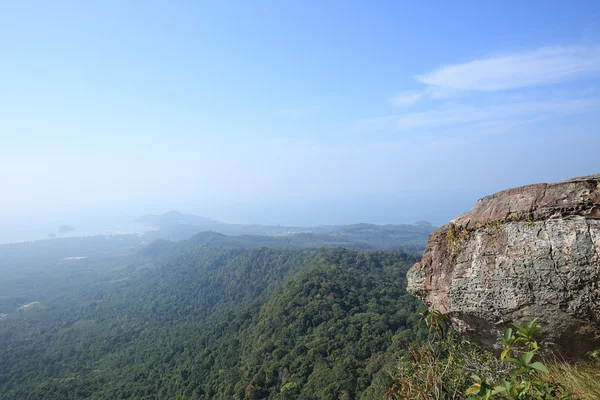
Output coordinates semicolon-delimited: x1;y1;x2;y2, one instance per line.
0;209;435;254
136;210;436;251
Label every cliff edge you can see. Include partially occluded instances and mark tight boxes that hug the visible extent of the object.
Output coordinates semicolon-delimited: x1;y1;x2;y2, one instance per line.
407;173;600;356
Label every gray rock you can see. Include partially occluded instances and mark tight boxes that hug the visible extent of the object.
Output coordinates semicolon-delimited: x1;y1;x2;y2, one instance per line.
407;173;600;356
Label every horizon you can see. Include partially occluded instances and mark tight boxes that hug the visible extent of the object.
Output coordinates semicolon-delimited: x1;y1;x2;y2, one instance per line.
2;1;600;242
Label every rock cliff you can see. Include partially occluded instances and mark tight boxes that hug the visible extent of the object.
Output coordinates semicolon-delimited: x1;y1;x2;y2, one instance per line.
407;174;600;356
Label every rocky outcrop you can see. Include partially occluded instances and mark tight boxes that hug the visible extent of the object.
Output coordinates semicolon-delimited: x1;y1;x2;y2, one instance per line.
407;174;600;356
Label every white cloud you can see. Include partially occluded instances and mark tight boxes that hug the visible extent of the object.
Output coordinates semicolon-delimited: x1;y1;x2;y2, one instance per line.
417;46;600;92
360;45;600;137
397;98;600;129
353;98;600;133
389;91;424;107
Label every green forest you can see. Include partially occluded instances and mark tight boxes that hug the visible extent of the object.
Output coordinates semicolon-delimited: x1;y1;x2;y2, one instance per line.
0;235;426;399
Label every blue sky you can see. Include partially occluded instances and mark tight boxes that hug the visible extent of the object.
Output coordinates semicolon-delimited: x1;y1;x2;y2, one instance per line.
1;0;600;231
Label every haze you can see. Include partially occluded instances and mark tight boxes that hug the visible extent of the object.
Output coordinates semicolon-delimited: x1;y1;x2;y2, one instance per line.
2;1;600;243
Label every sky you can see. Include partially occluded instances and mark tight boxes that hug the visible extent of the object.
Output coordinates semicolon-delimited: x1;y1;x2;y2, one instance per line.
1;0;600;239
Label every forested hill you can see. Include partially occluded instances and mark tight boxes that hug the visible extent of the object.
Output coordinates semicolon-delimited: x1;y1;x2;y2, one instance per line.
0;224;429;316
0;241;425;399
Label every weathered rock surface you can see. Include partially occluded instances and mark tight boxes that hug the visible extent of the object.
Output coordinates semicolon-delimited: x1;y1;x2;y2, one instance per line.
407;174;600;356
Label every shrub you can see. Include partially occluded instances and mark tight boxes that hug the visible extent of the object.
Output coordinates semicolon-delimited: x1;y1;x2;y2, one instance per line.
385;315;579;400
384;311;505;400
466;318;569;399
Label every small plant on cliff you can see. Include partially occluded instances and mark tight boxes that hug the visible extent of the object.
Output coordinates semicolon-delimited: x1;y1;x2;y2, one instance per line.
447;225;459;259
524;211;535;227
588;349;600;360
385;316;576;400
466;318;569;400
384;311;504;400
446;219;508;260
446;224;474;260
485;219;503;230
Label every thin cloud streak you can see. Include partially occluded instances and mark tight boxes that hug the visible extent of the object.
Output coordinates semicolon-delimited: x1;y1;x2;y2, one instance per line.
395;98;600;129
353;97;600;132
389;91;424;107
417;46;600;92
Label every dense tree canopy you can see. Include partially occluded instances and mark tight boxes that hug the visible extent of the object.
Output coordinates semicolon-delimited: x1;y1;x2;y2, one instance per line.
0;241;425;399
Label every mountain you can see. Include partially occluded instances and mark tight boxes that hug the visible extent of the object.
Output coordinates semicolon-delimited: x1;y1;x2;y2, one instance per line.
2;179;598;399
0;215;433;318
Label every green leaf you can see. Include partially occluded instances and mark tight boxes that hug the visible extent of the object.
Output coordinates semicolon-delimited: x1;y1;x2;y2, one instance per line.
491;385;508;395
466;384;481;395
530;340;539;350
529;361;548;373
521;350;535;365
527;317;540;329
